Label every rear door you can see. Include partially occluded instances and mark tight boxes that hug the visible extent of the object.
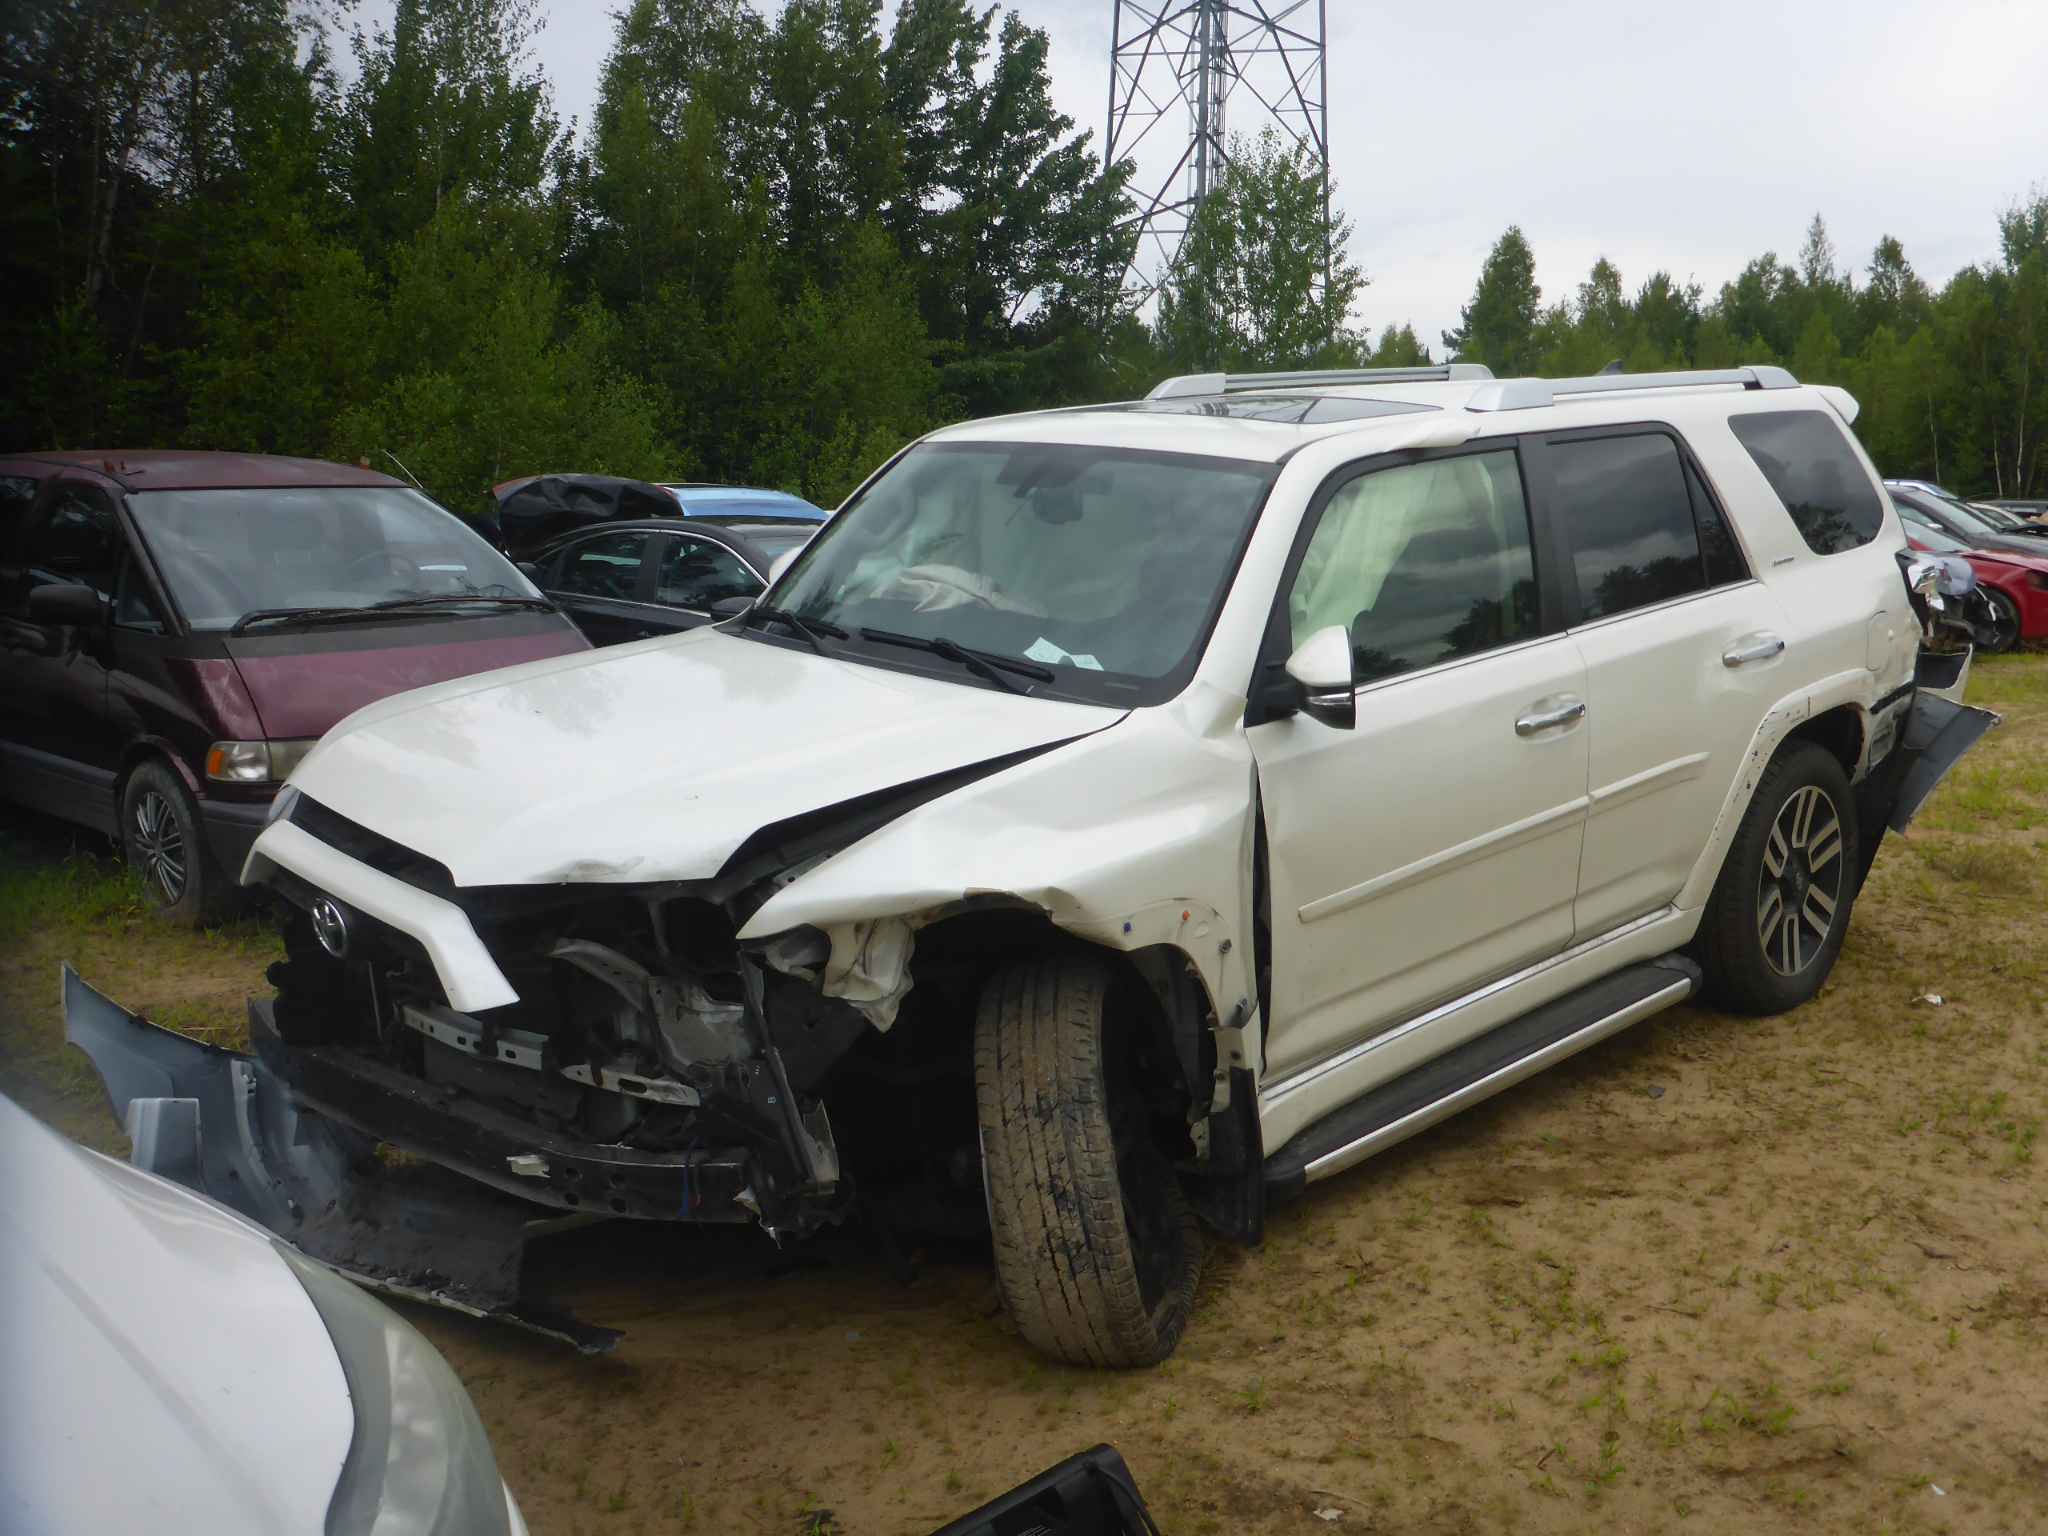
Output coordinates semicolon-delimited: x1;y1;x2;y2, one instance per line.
1529;426;1787;937
1248;445;1591;1083
542;529;660;645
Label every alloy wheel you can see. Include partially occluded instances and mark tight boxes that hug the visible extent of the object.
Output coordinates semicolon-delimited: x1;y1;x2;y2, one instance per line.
133;790;187;905
1756;784;1843;977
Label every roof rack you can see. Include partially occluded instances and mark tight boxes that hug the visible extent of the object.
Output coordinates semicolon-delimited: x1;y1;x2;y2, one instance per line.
1467;365;1799;412
1146;363;1495;401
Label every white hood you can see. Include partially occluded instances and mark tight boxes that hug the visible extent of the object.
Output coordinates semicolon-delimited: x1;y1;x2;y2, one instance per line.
0;1096;353;1535
289;626;1123;887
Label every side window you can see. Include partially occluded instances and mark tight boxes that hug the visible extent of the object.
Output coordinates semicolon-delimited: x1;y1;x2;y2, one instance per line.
655;537;760;610
113;552;167;631
0;473;40;560
27;485;121;596
1686;460;1750;586
1551;433;1705;621
1727;409;1884;555
1288;449;1538;685
553;531;650;601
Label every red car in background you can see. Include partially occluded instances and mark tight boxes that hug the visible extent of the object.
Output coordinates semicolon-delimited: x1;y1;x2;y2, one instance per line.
0;452;588;922
1906;523;2048;653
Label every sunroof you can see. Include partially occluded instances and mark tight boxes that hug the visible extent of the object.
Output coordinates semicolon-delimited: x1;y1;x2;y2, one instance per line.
1112;394;1436;423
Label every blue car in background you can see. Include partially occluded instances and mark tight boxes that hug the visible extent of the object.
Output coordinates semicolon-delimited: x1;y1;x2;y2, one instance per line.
659;483;826;520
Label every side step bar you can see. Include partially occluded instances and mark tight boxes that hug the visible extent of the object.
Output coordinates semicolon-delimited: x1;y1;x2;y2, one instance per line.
1265;955;1701;1197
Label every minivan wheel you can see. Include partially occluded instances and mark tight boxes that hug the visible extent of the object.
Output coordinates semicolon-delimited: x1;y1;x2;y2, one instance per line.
1694;741;1859;1016
121;761;224;927
974;952;1204;1367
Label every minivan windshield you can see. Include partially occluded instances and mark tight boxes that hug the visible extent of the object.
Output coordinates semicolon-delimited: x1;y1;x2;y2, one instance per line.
130;487;539;631
768;441;1276;705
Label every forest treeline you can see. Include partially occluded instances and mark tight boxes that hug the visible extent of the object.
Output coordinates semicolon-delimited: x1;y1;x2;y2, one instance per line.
3;0;2043;514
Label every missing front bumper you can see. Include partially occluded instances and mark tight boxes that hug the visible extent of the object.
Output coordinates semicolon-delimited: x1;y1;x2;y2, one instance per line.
60;963;771;1352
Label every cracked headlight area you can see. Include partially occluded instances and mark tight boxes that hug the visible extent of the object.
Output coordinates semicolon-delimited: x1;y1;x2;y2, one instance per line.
276;1243;518;1536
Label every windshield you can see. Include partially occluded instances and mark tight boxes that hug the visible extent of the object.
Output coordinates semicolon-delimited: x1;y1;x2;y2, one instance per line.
1908;520;1971;554
131;487;538;631
769;441;1276;704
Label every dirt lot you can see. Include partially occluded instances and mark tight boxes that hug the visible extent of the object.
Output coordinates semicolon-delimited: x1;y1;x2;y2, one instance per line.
5;654;2045;1536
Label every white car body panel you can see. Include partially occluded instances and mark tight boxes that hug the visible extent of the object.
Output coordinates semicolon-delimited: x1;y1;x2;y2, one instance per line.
272;623;1121;888
0;1094;352;1536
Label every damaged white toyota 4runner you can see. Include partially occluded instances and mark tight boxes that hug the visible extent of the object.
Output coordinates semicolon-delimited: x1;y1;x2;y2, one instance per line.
68;364;1998;1365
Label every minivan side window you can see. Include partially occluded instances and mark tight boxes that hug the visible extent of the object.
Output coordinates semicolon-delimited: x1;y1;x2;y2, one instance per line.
27;485;121;596
1727;409;1884;556
1288;449;1538;685
1551;433;1708;621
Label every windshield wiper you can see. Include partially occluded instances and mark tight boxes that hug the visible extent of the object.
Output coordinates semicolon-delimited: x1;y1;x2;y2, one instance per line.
368;593;556;612
228;606;386;636
857;628;1054;694
742;605;846;656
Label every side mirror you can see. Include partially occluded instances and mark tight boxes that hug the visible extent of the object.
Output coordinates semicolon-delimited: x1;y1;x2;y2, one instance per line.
514;560;543;582
708;594;754;620
1284;623;1356;730
27;582;107;628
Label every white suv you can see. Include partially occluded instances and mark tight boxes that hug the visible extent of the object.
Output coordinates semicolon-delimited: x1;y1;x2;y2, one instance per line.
79;364;1997;1367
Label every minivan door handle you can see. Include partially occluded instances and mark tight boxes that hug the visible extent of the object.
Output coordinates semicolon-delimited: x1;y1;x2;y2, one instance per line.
1722;633;1785;668
1514;696;1586;737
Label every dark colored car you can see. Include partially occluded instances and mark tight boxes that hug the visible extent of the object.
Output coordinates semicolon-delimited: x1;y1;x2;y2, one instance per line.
1886;481;2048;557
524;514;819;645
0;451;588;922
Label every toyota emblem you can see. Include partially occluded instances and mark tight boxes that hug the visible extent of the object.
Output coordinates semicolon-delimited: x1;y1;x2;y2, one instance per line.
310;897;350;959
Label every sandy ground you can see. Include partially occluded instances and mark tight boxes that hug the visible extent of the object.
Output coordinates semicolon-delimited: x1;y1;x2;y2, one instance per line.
4;654;2044;1535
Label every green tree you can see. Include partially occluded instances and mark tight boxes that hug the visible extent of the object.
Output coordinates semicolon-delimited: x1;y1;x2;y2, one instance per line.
1153;127;1366;371
1442;226;1541;375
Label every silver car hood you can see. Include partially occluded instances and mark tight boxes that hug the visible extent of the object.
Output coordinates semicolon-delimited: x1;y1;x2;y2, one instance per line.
285;625;1122;888
0;1095;352;1534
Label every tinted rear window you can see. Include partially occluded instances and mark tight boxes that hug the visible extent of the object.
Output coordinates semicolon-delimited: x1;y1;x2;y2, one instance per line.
1551;434;1705;620
1728;410;1884;555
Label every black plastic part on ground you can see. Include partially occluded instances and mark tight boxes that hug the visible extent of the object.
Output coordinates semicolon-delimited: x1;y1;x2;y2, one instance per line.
927;1445;1163;1536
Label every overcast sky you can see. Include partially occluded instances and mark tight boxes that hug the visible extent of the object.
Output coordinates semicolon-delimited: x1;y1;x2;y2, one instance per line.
513;0;2045;350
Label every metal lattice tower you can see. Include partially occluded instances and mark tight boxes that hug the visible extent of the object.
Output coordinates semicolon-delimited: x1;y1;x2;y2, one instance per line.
1106;1;1330;306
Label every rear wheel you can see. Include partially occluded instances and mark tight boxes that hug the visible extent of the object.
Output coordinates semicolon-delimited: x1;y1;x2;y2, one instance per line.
121;761;227;927
1980;588;2021;654
974;952;1203;1366
1695;742;1858;1015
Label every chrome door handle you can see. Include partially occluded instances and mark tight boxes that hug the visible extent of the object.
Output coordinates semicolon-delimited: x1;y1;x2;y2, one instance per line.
1515;697;1586;736
1722;633;1785;668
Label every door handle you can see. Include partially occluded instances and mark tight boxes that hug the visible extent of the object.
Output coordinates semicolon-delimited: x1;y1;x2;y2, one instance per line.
1722;633;1785;668
1514;696;1586;736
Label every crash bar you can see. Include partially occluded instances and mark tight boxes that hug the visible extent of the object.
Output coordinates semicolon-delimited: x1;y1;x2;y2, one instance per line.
1466;364;1801;412
1147;362;1496;400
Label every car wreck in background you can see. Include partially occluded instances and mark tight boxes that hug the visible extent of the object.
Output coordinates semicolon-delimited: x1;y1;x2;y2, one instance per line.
66;365;1998;1368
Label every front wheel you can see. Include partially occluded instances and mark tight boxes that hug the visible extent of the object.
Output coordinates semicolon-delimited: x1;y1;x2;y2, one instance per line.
974;953;1204;1366
1980;588;2022;654
1694;742;1859;1015
121;760;227;927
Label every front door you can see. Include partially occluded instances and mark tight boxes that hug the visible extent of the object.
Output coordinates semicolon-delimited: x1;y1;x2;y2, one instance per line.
1249;446;1591;1084
0;477;121;819
544;529;660;646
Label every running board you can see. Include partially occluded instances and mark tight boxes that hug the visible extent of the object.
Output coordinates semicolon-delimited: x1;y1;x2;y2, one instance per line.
1265;954;1701;1197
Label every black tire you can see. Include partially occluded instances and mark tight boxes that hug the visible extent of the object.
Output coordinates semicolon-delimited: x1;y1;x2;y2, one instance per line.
1694;742;1859;1015
1981;588;2021;654
974;952;1204;1367
120;760;227;927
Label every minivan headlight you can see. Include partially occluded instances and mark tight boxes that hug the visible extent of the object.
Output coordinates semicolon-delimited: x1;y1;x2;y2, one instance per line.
206;740;316;783
276;1244;515;1536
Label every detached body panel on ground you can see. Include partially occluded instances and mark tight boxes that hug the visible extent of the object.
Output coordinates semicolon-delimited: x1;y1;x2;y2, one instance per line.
65;368;1998;1365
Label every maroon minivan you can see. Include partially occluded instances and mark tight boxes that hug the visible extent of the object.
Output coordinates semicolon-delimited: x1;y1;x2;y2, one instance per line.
0;452;590;922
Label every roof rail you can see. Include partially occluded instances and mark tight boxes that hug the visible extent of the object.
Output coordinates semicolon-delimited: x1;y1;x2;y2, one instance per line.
1467;365;1800;412
1146;362;1494;401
